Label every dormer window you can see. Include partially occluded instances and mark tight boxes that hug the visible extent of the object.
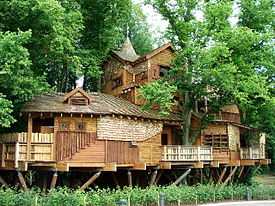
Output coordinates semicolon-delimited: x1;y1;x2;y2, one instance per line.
63;88;92;106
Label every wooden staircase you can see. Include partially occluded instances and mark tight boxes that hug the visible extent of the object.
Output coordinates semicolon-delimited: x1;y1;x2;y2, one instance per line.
56;131;97;161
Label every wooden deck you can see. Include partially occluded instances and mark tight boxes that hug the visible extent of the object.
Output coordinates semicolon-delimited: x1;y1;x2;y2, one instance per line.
240;146;265;160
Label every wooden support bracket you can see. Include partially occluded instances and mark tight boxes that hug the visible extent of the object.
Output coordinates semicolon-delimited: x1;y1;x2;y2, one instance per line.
17;171;28;191
222;166;238;185
80;171;101;190
155;170;163;185
237;166;244;179
172;168;191;186
0;175;7;187
50;172;58;189
149;170;158;186
218;167;227;184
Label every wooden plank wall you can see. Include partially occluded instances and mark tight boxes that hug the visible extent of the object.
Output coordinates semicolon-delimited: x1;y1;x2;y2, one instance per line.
138;133;162;164
106;141;139;164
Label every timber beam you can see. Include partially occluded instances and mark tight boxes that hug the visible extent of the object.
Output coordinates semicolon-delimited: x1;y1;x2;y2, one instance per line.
155;170;163;185
218;167;227;184
17;171;28;191
237;166;245;179
80;171;101;190
172;168;191;186
149;170;158;186
50;172;58;189
222;166;238;185
127;170;132;187
0;175;7;187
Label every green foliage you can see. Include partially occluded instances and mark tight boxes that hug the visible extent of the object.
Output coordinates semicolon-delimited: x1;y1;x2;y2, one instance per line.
140;80;177;116
0;31;48;128
142;0;274;146
0;185;274;205
128;3;154;55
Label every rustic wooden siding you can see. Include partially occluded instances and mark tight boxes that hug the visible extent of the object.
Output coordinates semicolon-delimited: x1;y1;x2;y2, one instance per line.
203;124;227;136
106;141;139;164
138;133;161;164
221;104;240;114
97;116;163;141
54;117;96;133
228;124;240;151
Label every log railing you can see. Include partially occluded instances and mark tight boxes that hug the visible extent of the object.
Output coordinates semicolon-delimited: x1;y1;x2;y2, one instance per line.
212;112;241;123
240;145;265;160
162;145;213;161
0;132;54;167
55;131;96;161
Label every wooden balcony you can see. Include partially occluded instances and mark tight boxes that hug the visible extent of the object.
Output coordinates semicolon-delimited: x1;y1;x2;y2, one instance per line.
212;112;240;123
240;146;265;160
0;132;54;168
162;145;213;161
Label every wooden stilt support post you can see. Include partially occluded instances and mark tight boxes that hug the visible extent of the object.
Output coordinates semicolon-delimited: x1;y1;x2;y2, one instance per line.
237;166;244;179
218;167;227;184
80;171;101;190
149;170;158;186
50;172;58;189
155;170;163;185
17;171;28;191
172;169;191;186
42;174;48;192
0;175;7;187
127;170;132;187
222;166;238;185
112;172;119;187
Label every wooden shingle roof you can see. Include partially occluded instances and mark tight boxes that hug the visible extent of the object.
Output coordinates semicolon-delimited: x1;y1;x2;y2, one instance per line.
21;91;180;122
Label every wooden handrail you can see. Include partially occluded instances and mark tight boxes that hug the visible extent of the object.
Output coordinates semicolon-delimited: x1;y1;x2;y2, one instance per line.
240;145;265;160
212;112;240;123
162;145;213;161
56;131;96;161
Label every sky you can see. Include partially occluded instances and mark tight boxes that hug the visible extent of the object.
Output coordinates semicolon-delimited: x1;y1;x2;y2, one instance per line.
133;0;240;47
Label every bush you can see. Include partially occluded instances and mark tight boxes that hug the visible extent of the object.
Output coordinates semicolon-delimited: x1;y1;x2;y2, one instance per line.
0;184;274;206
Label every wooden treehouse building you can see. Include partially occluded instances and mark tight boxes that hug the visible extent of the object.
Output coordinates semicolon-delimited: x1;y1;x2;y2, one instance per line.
0;39;270;189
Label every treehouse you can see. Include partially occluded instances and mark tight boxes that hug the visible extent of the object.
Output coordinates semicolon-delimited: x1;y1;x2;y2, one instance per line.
0;39;270;189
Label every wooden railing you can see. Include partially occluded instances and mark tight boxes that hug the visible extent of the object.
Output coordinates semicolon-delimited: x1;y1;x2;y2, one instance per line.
56;131;96;161
162;145;213;161
212;112;240;123
240;146;265;160
0;132;54;168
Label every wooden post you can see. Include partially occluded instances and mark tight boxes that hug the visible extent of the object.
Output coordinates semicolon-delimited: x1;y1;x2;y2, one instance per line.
1;144;6;167
50;172;58;189
112;172;119;187
155;170;163;185
237;166;245;179
127;170;132;187
27;114;32;161
15;142;20;168
218;167;227;184
17;171;28;191
149;170;158;186
222;166;238;185
172;168;191;186
0;175;7;186
80;171;101;190
42;174;48;192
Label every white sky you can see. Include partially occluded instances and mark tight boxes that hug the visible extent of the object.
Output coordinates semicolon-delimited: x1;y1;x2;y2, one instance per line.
133;0;240;48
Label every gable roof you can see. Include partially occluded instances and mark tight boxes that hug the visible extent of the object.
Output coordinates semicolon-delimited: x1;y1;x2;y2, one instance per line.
63;87;92;103
21;91;181;122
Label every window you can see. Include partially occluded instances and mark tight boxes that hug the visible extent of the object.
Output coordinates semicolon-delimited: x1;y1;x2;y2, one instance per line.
60;121;69;130
159;66;169;77
76;122;86;131
161;134;168;145
112;76;123;89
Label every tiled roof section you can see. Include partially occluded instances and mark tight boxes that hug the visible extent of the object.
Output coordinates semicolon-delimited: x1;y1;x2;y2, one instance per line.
21;92;181;121
113;37;140;62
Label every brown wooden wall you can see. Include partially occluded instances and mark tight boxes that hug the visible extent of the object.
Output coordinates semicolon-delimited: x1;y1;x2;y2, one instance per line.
138;133;162;164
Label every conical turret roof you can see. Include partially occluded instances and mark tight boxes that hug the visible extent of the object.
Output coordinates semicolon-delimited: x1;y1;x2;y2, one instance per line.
114;37;139;62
